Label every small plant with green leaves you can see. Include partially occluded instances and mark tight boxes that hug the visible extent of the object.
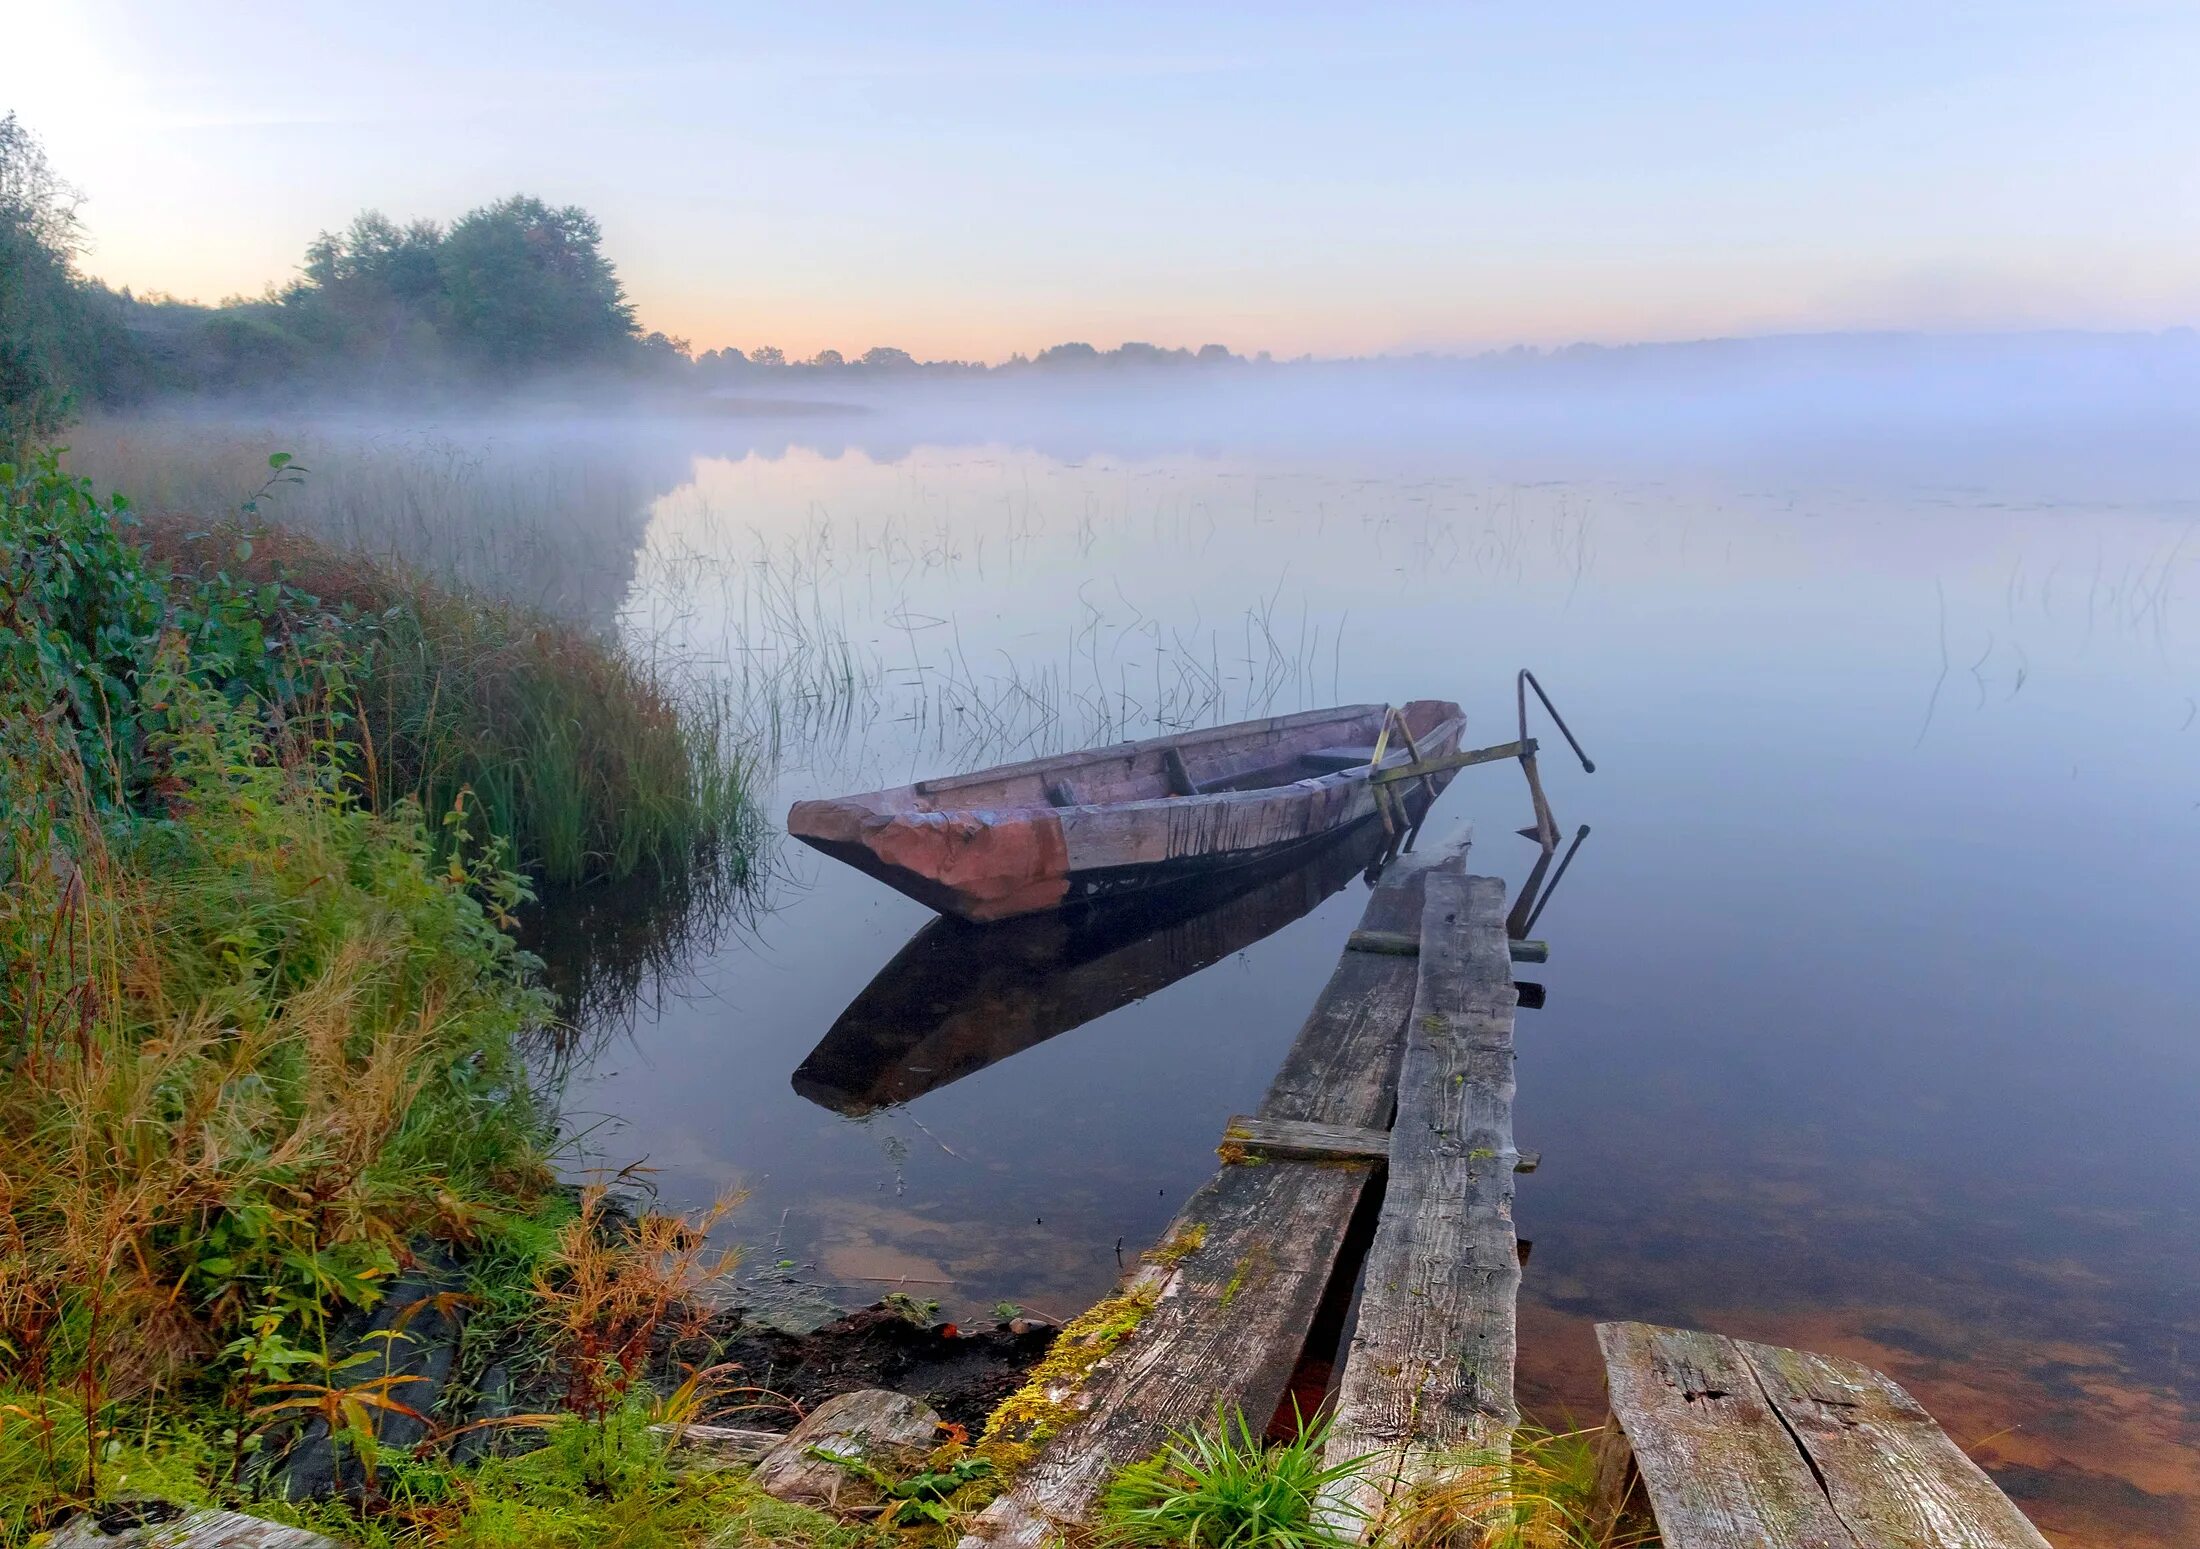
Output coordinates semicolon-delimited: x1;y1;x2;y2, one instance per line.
807;1446;996;1528
1097;1406;1369;1549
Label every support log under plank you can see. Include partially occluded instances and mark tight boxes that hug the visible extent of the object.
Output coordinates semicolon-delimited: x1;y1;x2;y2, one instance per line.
958;854;1460;1549
1322;871;1521;1536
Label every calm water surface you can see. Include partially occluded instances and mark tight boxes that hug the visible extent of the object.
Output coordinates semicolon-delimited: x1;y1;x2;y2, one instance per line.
88;402;2200;1547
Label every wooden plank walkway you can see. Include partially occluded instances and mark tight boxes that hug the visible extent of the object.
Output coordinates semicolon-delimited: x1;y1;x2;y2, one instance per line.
1321;870;1521;1530
1592;1322;2053;1549
958;845;1468;1548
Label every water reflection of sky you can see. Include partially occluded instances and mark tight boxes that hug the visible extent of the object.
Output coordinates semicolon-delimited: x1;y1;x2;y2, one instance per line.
544;419;2191;1549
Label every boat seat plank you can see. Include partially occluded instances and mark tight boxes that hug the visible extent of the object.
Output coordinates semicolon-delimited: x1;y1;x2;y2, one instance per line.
958;854;1461;1549
1322;871;1521;1531
1591;1323;2050;1549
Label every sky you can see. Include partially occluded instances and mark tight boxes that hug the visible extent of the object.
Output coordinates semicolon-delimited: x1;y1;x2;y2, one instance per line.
8;1;2199;361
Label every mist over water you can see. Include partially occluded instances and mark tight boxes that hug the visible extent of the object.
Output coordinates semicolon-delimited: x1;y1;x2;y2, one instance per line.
64;333;2200;1548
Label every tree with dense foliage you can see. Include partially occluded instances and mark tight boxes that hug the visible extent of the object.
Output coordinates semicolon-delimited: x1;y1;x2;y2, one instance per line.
0;114;106;450
433;196;638;370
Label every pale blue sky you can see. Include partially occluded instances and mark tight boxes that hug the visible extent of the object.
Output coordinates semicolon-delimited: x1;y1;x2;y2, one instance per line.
11;1;2198;357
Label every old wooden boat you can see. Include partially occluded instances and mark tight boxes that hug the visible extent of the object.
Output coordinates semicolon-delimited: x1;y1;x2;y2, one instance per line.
786;700;1467;922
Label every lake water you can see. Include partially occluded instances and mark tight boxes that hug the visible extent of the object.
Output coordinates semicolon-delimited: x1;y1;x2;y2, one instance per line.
75;388;2200;1547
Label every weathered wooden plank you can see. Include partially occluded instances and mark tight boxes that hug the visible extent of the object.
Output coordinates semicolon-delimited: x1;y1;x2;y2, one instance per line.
1322;872;1521;1533
1736;1340;2052;1549
1222;1114;1392;1161
1594;1322;1858;1549
1367;739;1533;783
958;853;1462;1549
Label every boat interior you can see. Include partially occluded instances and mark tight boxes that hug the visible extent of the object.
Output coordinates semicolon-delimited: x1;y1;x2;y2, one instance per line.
900;699;1462;813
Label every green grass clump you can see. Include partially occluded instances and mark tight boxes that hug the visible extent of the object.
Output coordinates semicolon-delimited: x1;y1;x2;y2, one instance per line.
142;505;759;889
1098;1407;1368;1549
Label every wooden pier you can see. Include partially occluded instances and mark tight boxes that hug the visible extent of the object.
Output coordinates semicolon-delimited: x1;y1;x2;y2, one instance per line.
958;830;2053;1549
961;839;1523;1546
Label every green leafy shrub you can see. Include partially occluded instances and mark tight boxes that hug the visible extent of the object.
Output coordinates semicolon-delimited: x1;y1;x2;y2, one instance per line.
0;451;345;802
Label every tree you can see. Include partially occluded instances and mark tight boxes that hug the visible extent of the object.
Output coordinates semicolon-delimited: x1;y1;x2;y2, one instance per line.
1034;341;1100;368
285;210;446;363
435;196;637;370
749;345;786;368
809;348;845;369
0;113;94;449
860;346;915;370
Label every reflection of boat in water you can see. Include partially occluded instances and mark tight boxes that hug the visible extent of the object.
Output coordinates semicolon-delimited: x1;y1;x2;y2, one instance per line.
787;701;1467;922
791;811;1421;1116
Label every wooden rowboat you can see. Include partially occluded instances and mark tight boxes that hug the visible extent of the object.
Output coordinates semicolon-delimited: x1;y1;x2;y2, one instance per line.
786;700;1466;922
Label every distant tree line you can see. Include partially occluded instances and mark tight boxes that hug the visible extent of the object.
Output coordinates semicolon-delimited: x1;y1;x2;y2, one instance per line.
690;338;1256;382
1;112;1266;448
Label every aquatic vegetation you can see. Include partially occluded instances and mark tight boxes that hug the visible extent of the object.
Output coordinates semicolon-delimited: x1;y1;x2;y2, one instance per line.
0;449;765;1543
1096;1406;1368;1549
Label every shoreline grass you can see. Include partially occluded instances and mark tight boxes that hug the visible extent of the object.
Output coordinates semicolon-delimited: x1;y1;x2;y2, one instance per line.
0;453;805;1545
142;511;761;890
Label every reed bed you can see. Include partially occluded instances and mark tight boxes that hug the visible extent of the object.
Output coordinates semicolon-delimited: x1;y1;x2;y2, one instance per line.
143;516;759;889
